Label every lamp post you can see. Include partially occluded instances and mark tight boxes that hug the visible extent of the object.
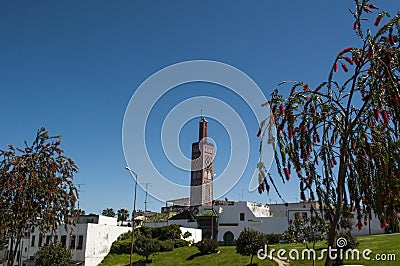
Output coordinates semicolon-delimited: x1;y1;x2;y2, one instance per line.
125;166;138;266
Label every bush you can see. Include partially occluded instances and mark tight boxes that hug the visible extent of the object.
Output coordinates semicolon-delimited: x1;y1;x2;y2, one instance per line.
173;238;189;248
134;235;160;261
34;242;71;266
117;231;132;241
158;224;181;240
264;233;282;244
196;238;219;254
236;228;265;265
110;239;131;254
159;240;174;252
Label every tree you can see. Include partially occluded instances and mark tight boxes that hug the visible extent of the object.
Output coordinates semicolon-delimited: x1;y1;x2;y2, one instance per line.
236;228;265;265
258;1;400;265
102;208;115;217
134;234;160;262
283;211;329;266
0;128;78;266
117;208;129;222
196;238;219;254
34;242;72;266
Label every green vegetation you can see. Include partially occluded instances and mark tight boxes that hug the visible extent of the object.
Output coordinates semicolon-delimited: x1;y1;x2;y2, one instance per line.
101;233;400;266
101;246;277;266
236;228;267;264
34;242;71;266
196;238;219;254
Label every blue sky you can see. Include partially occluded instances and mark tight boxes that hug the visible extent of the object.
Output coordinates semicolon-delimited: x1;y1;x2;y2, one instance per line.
1;1;398;214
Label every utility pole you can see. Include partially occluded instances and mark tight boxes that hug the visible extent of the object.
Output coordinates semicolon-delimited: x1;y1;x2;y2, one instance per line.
143;183;151;221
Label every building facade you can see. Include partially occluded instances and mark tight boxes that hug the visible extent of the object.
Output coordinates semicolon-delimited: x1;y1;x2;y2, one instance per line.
4;215;130;266
190;118;214;207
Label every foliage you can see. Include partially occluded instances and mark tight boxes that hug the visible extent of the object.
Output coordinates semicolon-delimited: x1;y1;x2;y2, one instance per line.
283;213;328;247
183;231;192;239
117;208;129;222
102;208;116;217
258;1;400;264
236;228;265;264
173;238;190;248
110;239;132;254
261;233;282;244
117;230;133;241
0;128;78;266
34;242;72;266
134;234;160;261
159;224;181;240
159;240;175;252
196;238;219;254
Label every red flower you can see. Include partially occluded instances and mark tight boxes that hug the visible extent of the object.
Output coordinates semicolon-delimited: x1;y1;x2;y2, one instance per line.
303;84;309;91
363;6;372;13
278;123;284;133
374;15;382;26
353;21;358;30
344;57;353;65
382;110;389;123
257;129;262;137
288;126;294;139
368;3;378;9
390;34;395;45
374;107;380;121
334;63;338;72
272;104;277;114
300;191;306;201
342;46;353;53
266;184;270;193
279;104;285;115
284;167;290;181
394;93;399;104
341;63;349;72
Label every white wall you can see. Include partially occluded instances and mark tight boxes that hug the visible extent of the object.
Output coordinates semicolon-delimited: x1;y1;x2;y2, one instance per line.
85;224;130;266
179;227;202;243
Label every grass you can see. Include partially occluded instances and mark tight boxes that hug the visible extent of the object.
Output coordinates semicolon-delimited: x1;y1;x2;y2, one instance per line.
101;233;400;265
266;233;400;266
100;246;277;266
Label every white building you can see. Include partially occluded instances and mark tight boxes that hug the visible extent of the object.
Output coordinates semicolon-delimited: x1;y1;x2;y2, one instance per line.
5;215;130;266
151;200;387;245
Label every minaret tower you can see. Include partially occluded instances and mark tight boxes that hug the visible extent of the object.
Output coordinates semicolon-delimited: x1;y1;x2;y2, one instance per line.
190;117;214;207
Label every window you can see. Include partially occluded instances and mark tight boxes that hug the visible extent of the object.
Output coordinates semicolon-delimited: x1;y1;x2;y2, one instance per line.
61;235;67;247
77;235;84;250
240;213;245;221
31;235;35;247
38;234;43;247
46;235;51;245
70;235;76;249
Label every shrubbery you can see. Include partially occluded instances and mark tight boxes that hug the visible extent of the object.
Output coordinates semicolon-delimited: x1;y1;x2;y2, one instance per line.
196;238;219;254
34;242;71;266
110;239;131;254
134;235;160;262
159;240;174;252
173;238;189;248
110;224;189;257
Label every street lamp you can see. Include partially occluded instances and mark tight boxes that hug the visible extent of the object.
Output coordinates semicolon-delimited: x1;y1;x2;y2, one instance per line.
125;166;138;266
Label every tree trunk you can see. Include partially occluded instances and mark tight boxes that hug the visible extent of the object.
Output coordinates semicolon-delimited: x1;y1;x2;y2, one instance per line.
250;254;254;264
324;159;347;266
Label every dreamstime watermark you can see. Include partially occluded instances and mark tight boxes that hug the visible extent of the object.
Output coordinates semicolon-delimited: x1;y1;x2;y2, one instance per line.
122;60;275;202
257;237;396;262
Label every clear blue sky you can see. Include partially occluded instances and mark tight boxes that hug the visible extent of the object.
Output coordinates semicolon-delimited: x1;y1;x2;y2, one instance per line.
1;1;398;214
